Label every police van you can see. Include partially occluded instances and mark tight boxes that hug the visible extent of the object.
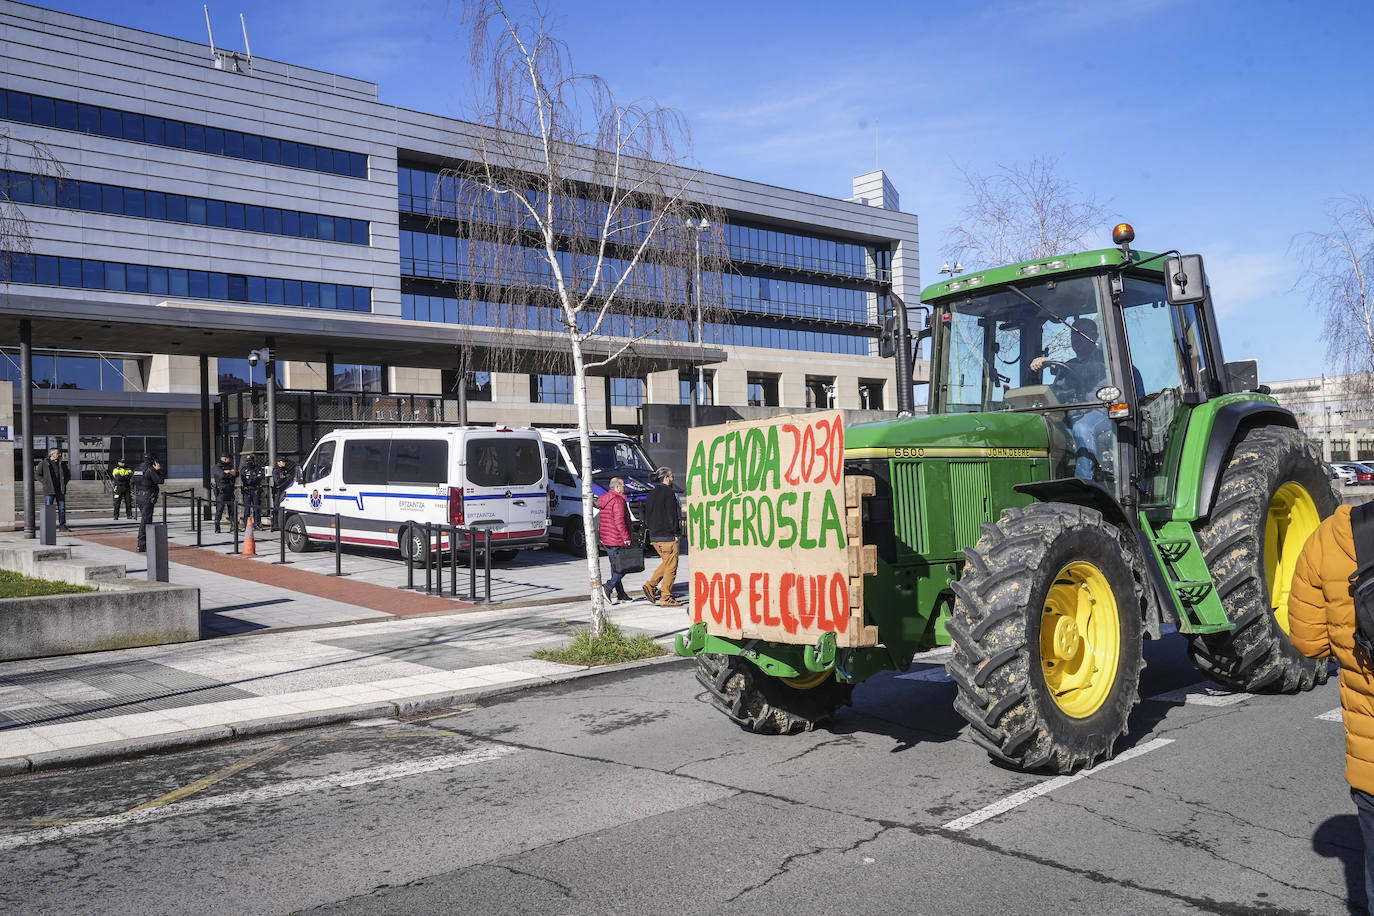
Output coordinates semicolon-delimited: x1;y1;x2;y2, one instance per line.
281;427;549;561
538;428;655;555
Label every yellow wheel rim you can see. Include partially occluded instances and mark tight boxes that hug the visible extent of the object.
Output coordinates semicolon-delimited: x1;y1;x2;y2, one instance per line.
1266;481;1321;633
782;669;831;689
1040;561;1121;718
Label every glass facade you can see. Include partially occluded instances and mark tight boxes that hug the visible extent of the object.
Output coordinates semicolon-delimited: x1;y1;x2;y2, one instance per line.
726;222;881;280
401;292;870;356
609;377;645;407
1;251;370;312
531;374;576;404
3;170;368;245
1;349;144;391
1;88;366;179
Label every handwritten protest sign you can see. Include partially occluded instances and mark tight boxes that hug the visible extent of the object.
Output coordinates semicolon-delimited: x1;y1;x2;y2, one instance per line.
686;411;875;647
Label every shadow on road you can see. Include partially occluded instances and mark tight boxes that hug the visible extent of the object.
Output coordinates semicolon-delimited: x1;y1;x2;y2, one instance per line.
1315;814;1366;915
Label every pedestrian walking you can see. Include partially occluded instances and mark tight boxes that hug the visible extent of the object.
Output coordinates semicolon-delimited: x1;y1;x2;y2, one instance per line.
270;456;293;531
110;457;134;519
597;477;633;605
641;466;681;607
131;454;164;553
239;454;264;526
36;447;72;532
212;454;237;533
1288;504;1374;908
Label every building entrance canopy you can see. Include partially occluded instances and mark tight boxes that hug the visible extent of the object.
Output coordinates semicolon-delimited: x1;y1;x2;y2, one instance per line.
2;296;726;375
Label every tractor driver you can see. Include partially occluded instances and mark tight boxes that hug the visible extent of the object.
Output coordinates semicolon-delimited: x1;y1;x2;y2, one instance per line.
1030;317;1113;481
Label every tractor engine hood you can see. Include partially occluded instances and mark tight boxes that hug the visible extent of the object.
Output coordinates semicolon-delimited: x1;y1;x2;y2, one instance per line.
844;411;1052;457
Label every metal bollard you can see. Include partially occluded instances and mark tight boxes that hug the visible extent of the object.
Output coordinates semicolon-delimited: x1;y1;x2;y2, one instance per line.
468;529;477;600
274;508;290;565
423;523;433;594
161;491;167;526
195;496;203;548
405;529;415;590
230;509;240;555
483;530;492;603
328;512;345;576
147;522;170;582
433;524;443;595
449;524;459;597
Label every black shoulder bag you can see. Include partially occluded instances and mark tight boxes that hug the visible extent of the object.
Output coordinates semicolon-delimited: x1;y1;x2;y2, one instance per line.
1349;502;1374;660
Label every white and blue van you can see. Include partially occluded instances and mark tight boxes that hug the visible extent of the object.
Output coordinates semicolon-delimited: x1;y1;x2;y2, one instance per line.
537;428;655;555
281;427;549;561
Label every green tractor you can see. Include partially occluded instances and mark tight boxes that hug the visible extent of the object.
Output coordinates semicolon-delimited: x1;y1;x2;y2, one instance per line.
679;224;1333;774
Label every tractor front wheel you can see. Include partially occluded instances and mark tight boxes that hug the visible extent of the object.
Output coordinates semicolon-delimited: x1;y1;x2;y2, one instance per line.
947;503;1145;773
696;653;853;734
1188;426;1334;693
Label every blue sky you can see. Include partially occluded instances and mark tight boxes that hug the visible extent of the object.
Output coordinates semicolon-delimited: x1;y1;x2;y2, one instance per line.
40;0;1373;381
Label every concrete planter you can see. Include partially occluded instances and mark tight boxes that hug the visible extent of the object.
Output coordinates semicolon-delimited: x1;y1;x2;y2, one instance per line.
0;578;200;661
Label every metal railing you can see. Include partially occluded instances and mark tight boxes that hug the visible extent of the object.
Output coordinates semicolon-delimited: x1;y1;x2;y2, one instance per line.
403;523;493;603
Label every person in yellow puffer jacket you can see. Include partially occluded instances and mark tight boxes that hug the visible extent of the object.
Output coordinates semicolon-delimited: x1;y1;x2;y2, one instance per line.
1289;504;1373;910
110;457;134;520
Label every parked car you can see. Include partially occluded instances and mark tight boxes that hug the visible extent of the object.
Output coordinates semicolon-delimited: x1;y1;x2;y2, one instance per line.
538;428;656;556
1337;462;1374;484
1332;464;1358;485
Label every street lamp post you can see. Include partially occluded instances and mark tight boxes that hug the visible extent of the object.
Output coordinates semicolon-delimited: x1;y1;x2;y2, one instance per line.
686;217;710;427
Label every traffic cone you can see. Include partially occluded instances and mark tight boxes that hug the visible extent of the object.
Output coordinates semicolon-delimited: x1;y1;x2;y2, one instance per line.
241;516;259;558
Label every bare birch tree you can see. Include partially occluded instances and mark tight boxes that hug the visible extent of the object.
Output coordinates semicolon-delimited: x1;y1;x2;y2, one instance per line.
1296;195;1374;400
943;158;1107;269
448;0;724;635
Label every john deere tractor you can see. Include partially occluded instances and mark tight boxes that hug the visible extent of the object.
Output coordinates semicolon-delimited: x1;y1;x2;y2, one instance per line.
679;225;1333;774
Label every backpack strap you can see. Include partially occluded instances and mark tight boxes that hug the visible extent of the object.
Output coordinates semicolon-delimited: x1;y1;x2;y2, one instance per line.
1350;503;1374;585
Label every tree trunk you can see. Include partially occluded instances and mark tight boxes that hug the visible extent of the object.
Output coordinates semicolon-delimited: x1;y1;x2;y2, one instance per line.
571;338;609;637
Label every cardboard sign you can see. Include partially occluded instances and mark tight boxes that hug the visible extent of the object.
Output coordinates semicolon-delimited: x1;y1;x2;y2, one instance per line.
686;410;871;647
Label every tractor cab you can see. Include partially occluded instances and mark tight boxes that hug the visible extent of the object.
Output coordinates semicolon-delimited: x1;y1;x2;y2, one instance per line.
923;224;1240;515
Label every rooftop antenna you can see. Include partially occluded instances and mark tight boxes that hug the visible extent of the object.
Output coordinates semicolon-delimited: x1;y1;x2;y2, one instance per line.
239;13;253;66
203;5;217;61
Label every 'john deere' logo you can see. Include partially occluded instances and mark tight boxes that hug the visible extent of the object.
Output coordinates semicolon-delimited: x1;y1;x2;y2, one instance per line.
309;489;322;510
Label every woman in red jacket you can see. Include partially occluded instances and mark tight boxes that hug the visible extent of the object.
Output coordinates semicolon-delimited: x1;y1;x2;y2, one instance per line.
597;477;633;604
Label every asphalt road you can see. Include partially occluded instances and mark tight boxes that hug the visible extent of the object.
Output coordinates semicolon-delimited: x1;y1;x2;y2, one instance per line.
0;633;1361;915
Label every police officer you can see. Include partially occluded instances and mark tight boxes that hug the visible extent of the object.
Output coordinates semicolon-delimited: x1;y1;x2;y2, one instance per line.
270;456;293;531
110;457;134;520
240;454;264;526
212;453;237;533
132;454;164;553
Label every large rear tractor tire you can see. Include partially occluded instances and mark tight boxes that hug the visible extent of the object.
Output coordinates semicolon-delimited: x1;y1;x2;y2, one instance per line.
947;503;1146;773
696;653;853;734
1188;426;1334;693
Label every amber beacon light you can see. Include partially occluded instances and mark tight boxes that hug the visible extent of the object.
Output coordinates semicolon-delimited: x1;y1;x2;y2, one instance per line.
1112;223;1136;246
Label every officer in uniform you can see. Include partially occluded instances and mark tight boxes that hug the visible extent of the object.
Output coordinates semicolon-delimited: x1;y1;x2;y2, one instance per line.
212;453;237;533
111;457;134;520
239;454;264;526
270;456;294;531
132;454;165;553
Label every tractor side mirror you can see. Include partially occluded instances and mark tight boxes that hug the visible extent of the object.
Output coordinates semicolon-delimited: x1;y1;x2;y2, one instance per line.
879;314;898;359
1164;254;1207;305
1224;359;1259;392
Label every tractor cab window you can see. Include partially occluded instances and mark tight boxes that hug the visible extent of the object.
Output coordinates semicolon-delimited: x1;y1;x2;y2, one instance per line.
937;275;1122;491
1121;276;1214;506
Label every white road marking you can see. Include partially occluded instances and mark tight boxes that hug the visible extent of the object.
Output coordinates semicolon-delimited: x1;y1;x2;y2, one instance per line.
350;718;400;727
0;745;516;852
896;666;953;683
1146;683;1249;707
942;738;1174;832
1317;708;1344;722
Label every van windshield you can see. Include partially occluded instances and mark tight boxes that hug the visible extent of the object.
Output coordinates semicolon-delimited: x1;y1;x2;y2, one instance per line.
466;438;544;487
566;438;653;476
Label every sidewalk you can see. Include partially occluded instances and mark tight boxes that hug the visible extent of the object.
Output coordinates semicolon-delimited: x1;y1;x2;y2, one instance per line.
0;518;696;776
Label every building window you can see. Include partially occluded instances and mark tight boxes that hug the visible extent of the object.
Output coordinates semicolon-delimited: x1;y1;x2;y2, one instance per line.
2;169;369;246
806;375;836;409
680;369;714;406
217;358;283;393
440;369;493;402
609;377;645;407
1;88;366;179
0;350;144;391
334;364;384;393
1;251;370;312
747;372;780;407
1359;439;1374;461
531;374;575;404
859;379;885;410
1332;441;1352;462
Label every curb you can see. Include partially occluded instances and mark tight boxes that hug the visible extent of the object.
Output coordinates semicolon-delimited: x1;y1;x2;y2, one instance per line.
0;652;690;778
